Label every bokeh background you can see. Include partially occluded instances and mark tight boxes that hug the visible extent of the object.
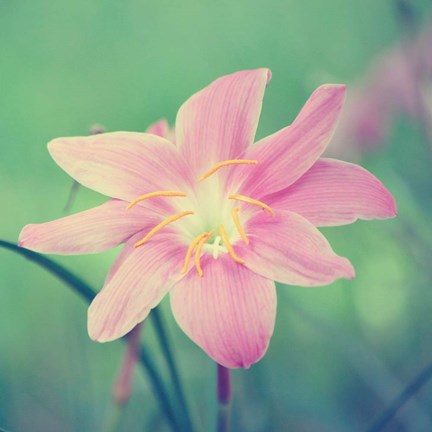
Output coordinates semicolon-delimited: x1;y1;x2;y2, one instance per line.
1;0;432;431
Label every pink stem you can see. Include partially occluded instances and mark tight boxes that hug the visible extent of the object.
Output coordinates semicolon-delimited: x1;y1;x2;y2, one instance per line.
217;364;231;432
113;322;143;405
217;364;231;405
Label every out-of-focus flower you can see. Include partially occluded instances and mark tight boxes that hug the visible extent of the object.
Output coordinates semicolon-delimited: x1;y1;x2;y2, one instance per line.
146;118;175;143
329;24;432;159
19;69;396;368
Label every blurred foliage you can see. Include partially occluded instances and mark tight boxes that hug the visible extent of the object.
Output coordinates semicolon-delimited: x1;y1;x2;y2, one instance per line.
1;0;432;431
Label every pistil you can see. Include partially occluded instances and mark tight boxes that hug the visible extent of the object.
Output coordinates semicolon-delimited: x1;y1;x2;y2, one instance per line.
212;236;222;259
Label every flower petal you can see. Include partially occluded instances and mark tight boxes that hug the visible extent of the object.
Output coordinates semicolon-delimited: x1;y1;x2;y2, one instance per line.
48;132;192;201
18;199;160;255
88;231;187;342
176;69;271;177
234;84;346;198
170;254;276;369
237;210;354;286
266;158;397;226
104;232;141;285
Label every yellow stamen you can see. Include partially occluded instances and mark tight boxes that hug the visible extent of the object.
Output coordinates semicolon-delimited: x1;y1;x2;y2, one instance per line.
199;159;258;181
229;194;275;217
181;232;207;274
194;231;214;277
232;207;249;245
134;211;194;247
219;224;245;264
127;191;187;210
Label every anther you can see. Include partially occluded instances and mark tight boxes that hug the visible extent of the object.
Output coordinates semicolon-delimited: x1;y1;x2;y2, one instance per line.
229;194;275;217
134;211;194;247
195;231;214;277
127;191;187;210
219;224;245;264
199;159;258;181
232;207;249;245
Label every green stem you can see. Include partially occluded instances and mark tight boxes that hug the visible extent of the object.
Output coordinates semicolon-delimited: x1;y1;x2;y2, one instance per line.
0;240;180;432
137;345;178;429
105;403;124;432
217;404;230;432
151;307;195;432
367;361;432;432
1;240;95;302
63;180;81;212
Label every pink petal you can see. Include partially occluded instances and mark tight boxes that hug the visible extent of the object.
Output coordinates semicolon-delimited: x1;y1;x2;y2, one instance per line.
146;118;169;138
48;132;192;201
234;84;346;198
88;231;187;342
170;254;276;369
176;69;271;177
104;232;141;285
237;210;355;286
266;158;397;226
18;199;160;255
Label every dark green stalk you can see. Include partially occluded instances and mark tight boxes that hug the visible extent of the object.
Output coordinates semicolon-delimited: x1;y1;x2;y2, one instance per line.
151;307;195;432
0;240;180;432
63;180;81;212
1;240;95;302
367;361;432;432
63;125;105;213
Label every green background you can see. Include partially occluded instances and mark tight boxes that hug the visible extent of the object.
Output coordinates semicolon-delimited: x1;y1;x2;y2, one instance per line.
1;0;432;431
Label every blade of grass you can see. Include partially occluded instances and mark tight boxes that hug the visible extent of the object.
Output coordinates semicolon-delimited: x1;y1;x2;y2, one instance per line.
151;307;195;432
0;240;181;432
367;361;432;432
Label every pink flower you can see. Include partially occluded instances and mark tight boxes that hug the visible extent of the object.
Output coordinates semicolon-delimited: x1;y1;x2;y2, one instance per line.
330;24;432;158
19;69;396;368
145;118;175;142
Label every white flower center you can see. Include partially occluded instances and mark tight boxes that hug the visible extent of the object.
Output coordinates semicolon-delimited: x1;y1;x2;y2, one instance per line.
127;159;275;277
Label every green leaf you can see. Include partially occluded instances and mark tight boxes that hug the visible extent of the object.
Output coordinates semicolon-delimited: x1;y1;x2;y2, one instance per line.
0;239;183;432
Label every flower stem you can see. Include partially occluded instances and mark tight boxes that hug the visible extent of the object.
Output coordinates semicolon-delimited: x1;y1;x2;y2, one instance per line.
0;240;181;432
151;307;195;432
137;345;179;429
105;403;124;432
217;364;231;432
63;124;105;212
1;240;96;301
63;180;81;212
367;361;432;432
113;323;142;405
